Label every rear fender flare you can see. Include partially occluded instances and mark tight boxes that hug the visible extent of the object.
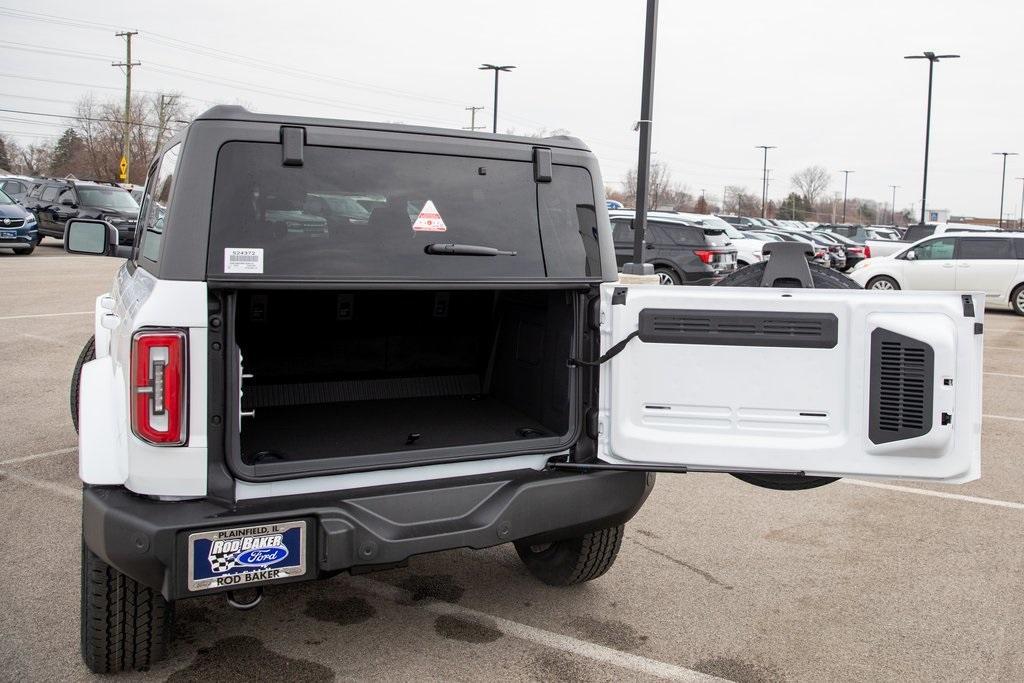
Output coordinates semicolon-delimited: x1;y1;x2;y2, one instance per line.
79;356;129;485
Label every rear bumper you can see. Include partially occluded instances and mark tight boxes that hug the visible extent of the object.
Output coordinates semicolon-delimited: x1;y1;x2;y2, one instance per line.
83;467;654;601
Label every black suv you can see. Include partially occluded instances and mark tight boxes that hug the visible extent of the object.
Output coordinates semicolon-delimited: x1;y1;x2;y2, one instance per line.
25;178;139;245
610;209;737;284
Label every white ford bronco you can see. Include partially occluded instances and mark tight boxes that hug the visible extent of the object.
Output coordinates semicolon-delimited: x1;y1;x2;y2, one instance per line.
67;106;983;673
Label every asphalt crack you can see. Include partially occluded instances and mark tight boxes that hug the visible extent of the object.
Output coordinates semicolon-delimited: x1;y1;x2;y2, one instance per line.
631;539;733;589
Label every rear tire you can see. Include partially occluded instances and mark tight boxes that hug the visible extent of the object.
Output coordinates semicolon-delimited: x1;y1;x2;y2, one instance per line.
514;525;624;586
715;261;858;491
70;336;95;433
866;275;900;291
81;539;173;673
654;267;681;286
1010;284;1024;316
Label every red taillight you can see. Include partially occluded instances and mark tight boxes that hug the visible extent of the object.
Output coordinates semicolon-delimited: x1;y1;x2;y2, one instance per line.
131;329;187;446
694;249;714;264
864;245;871;258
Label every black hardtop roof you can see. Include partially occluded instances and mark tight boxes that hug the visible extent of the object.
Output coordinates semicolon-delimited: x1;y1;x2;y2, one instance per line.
193;105;592;152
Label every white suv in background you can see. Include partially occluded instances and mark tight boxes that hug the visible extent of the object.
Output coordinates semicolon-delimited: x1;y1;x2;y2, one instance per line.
850;232;1024;314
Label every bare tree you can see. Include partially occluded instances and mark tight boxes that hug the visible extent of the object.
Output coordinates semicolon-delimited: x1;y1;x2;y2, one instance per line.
18;143;51;176
791;165;831;206
724;185;759;216
70;92;191;182
624;161;692;210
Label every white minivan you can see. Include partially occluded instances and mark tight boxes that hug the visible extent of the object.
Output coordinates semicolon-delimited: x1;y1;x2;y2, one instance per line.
851;232;1024;314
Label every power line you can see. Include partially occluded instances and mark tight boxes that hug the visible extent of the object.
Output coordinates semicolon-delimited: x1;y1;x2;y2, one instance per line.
0;73;212;104
0;107;181;130
143;63;462;127
0;129;60;140
0;92;85;106
0;6;471;109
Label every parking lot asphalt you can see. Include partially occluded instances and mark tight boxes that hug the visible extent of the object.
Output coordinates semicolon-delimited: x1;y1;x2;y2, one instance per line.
1;248;1022;682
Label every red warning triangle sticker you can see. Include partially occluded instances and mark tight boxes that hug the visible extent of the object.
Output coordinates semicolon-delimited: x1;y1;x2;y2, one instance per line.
412;200;447;232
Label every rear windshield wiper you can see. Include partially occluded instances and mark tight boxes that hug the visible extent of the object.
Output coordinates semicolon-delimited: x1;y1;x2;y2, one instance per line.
424;243;517;256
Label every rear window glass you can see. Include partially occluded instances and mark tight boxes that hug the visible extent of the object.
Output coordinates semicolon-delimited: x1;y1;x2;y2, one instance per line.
904;225;934;242
652;222;703;244
958;238;1012;260
208;142;550;280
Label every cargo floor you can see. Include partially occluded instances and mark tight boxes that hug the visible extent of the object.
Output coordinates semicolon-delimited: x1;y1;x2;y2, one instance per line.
239;395;555;464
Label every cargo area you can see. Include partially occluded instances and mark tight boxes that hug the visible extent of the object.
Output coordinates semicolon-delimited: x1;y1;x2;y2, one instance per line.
232;289;580;476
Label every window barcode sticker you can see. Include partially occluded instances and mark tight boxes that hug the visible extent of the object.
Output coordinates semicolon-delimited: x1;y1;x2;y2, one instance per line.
224;248;264;274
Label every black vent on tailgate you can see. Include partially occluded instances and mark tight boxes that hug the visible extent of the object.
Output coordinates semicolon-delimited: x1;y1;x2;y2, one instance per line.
638;309;838;348
869;328;934;445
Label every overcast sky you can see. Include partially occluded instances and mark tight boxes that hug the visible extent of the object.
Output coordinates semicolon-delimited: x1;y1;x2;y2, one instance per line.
2;0;1022;218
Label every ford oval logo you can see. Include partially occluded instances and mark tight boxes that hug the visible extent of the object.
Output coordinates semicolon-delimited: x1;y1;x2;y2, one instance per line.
234;546;289;567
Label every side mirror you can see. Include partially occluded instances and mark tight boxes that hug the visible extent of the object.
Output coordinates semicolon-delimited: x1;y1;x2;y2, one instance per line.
905;250;917;261
65;218;118;256
60;198;77;207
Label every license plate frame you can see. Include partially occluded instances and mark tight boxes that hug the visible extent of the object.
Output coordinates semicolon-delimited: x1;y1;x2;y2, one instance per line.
0;230;15;239
187;520;307;592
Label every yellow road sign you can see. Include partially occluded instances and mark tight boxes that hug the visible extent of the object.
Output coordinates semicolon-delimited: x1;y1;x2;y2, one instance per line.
118;156;128;180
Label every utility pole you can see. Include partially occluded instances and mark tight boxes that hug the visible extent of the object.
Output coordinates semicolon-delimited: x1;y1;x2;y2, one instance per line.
905;52;960;225
478;64;515;134
155;93;177;150
992;152;1018;228
463;106;486;131
622;0;659;277
889;185;900;224
1016;177;1024;230
840;169;854;223
755;145;776;218
113;30;140;183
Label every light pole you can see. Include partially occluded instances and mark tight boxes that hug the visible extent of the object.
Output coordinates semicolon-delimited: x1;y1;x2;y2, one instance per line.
905;52;959;225
755;145;775;218
622;0;659;276
992;152;1018;228
888;185;900;224
840;170;854;223
1016;177;1024;230
478;64;515;134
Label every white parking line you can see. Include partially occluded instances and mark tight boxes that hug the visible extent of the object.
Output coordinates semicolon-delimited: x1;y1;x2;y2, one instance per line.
984;345;1024;351
351;576;722;682
984;372;1024;379
0;311;92;321
0;446;77;466
841;479;1024;510
0;468;81;501
983;413;1024;423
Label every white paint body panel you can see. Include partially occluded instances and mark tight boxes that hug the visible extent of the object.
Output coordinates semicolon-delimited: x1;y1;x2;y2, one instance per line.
597;284;983;483
78;263;209;496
